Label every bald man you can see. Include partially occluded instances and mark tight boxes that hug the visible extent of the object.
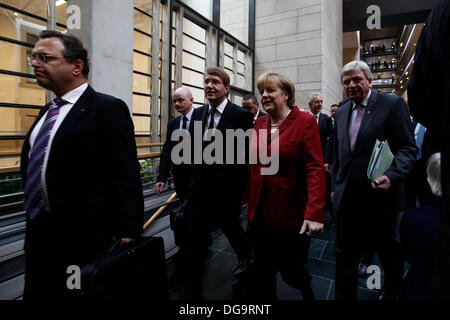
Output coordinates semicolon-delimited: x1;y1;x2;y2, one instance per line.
155;87;197;281
155;87;195;199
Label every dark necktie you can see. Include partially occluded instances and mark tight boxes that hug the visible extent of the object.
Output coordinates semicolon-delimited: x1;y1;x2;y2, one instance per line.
24;98;65;219
350;104;363;152
208;108;216;129
182;115;188;130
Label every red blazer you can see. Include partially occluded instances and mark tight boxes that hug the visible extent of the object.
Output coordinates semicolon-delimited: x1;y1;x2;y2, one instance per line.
247;107;325;228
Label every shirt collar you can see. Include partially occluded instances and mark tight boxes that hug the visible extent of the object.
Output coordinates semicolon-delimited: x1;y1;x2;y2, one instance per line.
60;82;88;104
209;98;228;114
309;110;319;118
352;90;372;110
183;107;194;121
253;110;260;121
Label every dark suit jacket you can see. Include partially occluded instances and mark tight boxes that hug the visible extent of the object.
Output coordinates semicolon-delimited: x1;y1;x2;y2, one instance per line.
256;110;267;119
157;110;197;200
325;121;336;164
407;0;450;298
315;112;333;159
332;90;417;214
21;85;144;285
187;100;254;214
247;107;325;228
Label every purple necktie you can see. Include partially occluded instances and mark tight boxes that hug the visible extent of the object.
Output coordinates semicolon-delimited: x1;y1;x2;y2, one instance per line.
350;104;363;152
24;98;65;219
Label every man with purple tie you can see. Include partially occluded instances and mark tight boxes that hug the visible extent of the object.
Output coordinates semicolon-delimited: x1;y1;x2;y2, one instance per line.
21;30;143;299
331;60;417;300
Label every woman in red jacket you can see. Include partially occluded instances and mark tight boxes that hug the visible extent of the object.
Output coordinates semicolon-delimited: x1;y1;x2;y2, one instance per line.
247;72;326;300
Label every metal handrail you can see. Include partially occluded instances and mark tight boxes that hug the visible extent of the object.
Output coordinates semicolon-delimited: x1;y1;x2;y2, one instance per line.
143;192;177;231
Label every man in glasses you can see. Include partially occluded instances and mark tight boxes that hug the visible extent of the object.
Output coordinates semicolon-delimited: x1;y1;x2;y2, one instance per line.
21;30;144;299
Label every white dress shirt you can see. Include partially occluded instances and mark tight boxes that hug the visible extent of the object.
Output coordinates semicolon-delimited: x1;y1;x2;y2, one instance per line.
207;98;228;129
179;107;194;130
29;82;88;210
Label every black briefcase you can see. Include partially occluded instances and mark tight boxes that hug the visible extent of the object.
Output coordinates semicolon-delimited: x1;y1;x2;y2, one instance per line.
79;236;168;300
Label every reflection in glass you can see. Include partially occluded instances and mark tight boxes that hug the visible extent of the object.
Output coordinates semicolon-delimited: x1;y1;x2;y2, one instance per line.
220;0;249;45
181;0;212;20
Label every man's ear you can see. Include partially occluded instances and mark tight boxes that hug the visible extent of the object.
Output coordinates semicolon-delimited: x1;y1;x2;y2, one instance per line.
72;59;84;77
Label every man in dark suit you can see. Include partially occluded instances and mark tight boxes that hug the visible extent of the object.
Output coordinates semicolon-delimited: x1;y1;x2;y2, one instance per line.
184;67;253;299
242;93;267;123
332;60;417;300
155;87;196;280
21;30;144;299
155;87;196;201
308;93;333;157
309;93;333;213
407;0;450;299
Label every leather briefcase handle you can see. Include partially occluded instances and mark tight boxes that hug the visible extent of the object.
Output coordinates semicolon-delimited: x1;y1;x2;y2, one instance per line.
143;192;178;231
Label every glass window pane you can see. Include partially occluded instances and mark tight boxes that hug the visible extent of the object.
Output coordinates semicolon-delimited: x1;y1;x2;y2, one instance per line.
224;42;233;56
224;56;233;69
183;18;206;43
237;61;245;74
185;85;205;105
133;51;152;74
237;74;245;88
133;73;151;94
56;0;67;25
0;40;36;75
0;73;46;105
182;51;205;72
0;8;48;43
180;0;212;20
182;67;204;86
225;69;234;86
134;31;152;54
182;34;205;57
238;49;245;62
134;9;152;34
0;106;40;137
133;94;151;114
135;0;153;13
133;115;151;135
220;0;249;45
1;1;47;19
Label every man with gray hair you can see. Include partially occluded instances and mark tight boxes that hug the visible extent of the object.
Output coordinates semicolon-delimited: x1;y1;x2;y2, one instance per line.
331;60;417;300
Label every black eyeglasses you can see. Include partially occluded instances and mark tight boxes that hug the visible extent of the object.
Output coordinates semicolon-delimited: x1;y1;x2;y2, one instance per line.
28;53;63;64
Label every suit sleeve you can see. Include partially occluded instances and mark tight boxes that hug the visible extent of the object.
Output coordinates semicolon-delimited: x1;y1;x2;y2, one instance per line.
302;115;326;223
325;124;336;164
157;121;174;183
105;99;144;238
385;97;418;186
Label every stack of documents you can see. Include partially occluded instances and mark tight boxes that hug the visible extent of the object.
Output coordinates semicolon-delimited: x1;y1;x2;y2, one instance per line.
367;139;394;182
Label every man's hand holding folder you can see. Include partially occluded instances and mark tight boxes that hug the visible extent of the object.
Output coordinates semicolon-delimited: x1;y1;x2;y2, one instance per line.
367;139;394;191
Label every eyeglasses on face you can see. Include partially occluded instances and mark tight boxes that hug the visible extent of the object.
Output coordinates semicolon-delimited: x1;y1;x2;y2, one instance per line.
28;53;63;64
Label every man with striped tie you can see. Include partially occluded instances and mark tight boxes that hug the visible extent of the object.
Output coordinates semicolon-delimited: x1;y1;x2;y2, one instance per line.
21;30;144;299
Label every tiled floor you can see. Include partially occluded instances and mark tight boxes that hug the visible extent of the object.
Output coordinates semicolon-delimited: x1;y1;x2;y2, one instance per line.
168;211;381;300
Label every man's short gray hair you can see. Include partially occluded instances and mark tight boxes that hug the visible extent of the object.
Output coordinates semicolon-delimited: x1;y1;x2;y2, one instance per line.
341;60;373;82
427;152;442;197
309;92;322;104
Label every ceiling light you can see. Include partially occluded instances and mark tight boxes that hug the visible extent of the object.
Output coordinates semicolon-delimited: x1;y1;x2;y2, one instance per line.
56;0;66;6
400;43;404;47
405;71;409;75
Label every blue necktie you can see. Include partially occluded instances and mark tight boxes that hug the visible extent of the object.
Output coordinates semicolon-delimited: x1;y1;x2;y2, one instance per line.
414;123;426;160
24;98;65;219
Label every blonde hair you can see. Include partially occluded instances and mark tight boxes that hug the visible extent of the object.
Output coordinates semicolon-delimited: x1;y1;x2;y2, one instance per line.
256;72;296;107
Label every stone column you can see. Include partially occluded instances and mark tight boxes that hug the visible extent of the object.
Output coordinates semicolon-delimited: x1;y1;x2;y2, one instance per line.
68;0;134;113
255;0;343;114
